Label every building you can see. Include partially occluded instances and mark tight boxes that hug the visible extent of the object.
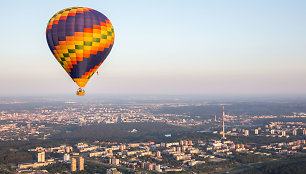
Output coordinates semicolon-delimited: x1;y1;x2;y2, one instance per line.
282;130;286;137
64;154;70;162
156;151;161;157
110;157;120;166
71;156;84;172
147;163;154;170
71;157;77;172
106;168;122;174
79;157;84;171
164;168;183;172
255;129;259;135
66;146;73;153
120;144;126;151
271;129;275;134
244;130;249;136
293;129;297;136
18;159;55;169
303;129;306;135
155;164;161;172
141;162;145;168
38;152;45;163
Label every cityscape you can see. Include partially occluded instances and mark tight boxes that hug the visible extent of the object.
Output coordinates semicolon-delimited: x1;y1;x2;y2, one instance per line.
0;96;305;173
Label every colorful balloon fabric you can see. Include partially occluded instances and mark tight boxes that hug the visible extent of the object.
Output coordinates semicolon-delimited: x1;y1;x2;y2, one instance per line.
46;7;115;89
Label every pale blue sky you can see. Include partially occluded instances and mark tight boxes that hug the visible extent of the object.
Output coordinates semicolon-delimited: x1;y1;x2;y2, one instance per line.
0;0;306;95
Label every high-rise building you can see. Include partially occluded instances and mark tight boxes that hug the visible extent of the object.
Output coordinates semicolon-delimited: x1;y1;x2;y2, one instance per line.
71;156;84;172
119;144;126;151
110;157;120;166
37;152;45;163
255;129;259;135
64;154;70;162
293;129;297;136
244;130;249;136
66;146;73;153
182;146;188;152
148;163;154;170
71;157;77;172
79;157;84;171
179;140;189;146
156;151;161;157
282;130;286;137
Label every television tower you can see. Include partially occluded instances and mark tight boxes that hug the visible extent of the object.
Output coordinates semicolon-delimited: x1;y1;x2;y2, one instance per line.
222;105;226;139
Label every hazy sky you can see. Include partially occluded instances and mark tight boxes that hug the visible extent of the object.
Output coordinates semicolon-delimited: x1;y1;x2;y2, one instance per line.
0;0;306;95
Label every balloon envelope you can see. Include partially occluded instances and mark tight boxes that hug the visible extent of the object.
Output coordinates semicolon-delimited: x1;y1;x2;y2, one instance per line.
46;7;115;88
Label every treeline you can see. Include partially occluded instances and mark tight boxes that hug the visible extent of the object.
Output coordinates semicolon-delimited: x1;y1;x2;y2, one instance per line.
191;160;239;173
0;150;34;164
53;122;192;143
151;101;306;119
233;153;272;164
229;135;287;145
241;156;306;174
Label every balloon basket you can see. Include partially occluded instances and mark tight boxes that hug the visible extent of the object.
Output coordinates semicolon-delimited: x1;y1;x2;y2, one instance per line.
76;88;85;96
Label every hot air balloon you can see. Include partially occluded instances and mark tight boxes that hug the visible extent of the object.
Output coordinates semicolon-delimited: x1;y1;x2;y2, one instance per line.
46;7;115;95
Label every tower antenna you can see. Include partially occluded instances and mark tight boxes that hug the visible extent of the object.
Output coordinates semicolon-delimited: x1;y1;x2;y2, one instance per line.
222;105;226;139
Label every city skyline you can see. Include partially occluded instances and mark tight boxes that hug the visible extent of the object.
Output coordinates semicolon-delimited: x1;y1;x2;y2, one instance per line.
1;0;306;95
2;96;306;173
